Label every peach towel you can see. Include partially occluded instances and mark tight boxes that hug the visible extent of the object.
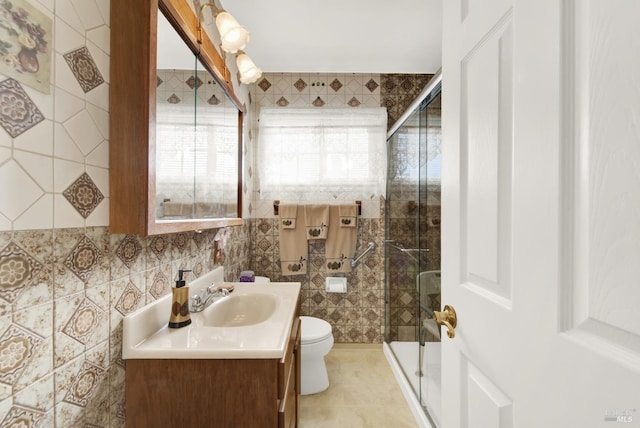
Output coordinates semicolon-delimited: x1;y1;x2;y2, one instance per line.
304;204;329;240
325;204;358;273
278;204;308;275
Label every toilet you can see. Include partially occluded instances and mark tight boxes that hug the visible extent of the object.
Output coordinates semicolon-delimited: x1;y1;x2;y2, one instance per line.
251;275;334;395
300;315;334;395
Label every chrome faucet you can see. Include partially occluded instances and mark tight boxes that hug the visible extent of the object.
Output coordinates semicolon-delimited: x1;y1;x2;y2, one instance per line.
189;284;230;312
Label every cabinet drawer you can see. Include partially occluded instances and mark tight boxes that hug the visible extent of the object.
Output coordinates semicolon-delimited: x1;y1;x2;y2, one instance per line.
278;317;300;398
278;357;296;428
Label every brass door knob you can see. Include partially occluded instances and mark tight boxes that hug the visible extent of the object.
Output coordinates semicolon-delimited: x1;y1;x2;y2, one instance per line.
433;305;457;338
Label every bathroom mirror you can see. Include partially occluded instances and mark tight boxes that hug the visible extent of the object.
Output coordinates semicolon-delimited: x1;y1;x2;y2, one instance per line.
110;0;244;236
155;13;240;222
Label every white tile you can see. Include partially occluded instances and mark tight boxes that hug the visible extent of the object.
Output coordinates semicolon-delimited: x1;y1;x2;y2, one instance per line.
85;140;108;168
85;82;108;111
55;0;84;35
0;160;44;220
54;52;84;97
87;25;110;55
85;195;108;227
362;94;381;108
70;0;104;30
85;103;108;139
53;158;83;192
54;88;84;123
54;123;83;162
54;17;85;54
25;85;54;120
53;193;84;228
14;150;53;192
94;0;109;26
14;120;54;156
0;147;10;163
14;194;54;230
0;130;9;147
0;212;11;231
63;110;102;155
86;165;108;196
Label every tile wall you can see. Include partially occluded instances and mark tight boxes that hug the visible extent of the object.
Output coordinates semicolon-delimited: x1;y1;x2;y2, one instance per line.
0;1;253;426
248;73;432;343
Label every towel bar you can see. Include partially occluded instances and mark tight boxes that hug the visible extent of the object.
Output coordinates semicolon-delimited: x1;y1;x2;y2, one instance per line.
273;200;362;216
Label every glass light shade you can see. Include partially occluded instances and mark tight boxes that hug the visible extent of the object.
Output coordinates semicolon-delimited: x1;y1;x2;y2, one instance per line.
215;11;250;53
236;52;262;84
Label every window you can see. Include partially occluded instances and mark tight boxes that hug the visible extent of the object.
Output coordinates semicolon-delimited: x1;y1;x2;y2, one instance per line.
258;107;388;201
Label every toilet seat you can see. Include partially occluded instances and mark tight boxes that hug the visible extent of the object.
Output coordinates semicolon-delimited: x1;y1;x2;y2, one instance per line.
301;316;332;345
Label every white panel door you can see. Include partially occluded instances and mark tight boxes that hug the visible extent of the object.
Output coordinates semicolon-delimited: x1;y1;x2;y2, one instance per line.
441;0;640;427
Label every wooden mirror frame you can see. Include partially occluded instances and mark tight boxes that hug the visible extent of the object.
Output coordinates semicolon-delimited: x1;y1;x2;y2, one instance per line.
110;0;244;236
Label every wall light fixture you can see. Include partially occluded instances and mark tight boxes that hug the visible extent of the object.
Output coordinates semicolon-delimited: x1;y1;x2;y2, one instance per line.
197;2;262;85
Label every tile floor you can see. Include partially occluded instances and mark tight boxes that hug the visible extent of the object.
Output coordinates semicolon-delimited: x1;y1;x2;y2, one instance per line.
299;344;418;428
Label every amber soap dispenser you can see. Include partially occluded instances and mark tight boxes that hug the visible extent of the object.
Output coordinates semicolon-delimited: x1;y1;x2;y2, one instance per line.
169;269;191;328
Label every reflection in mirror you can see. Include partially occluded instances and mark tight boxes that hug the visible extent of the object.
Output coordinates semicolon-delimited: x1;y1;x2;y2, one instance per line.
155;12;239;221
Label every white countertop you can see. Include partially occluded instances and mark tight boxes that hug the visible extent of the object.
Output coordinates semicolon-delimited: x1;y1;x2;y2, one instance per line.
122;269;301;359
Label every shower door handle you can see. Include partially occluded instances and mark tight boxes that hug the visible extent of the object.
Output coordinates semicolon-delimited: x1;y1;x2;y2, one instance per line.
433;305;457;339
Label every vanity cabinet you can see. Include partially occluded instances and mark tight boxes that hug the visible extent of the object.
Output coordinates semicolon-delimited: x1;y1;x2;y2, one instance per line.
125;309;301;427
110;0;244;236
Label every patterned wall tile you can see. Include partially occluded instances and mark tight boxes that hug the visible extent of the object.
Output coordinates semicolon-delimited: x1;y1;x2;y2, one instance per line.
0;405;46;427
185;75;203;90
149;270;170;299
0;242;43;303
114;282;142;317
62;360;106;407
63;235;103;283
62;172;104;219
63;47;105;93
330;78;343;92
0;78;45;138
347;97;361;107
365;78;379;93
114;235;142;268
62;298;103;345
0;324;43;385
258;78;271;92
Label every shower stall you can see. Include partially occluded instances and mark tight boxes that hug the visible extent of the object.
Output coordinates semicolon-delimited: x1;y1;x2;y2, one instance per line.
383;72;442;428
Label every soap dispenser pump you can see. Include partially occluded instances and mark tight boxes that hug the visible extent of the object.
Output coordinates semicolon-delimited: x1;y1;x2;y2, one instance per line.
168;269;192;328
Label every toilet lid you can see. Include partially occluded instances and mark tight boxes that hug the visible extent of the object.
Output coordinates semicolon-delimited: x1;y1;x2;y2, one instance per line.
300;316;332;344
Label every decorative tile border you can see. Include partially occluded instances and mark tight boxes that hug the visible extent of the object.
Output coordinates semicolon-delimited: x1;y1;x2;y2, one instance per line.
0;78;45;138
63;47;104;93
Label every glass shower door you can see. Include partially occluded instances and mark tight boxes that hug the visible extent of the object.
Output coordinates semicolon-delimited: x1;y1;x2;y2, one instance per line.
385;75;442;427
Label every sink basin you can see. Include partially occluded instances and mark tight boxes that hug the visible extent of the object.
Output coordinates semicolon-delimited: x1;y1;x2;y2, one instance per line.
200;293;277;327
122;266;301;359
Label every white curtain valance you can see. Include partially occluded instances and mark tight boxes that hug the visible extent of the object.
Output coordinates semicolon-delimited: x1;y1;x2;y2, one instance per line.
258;107;388;201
